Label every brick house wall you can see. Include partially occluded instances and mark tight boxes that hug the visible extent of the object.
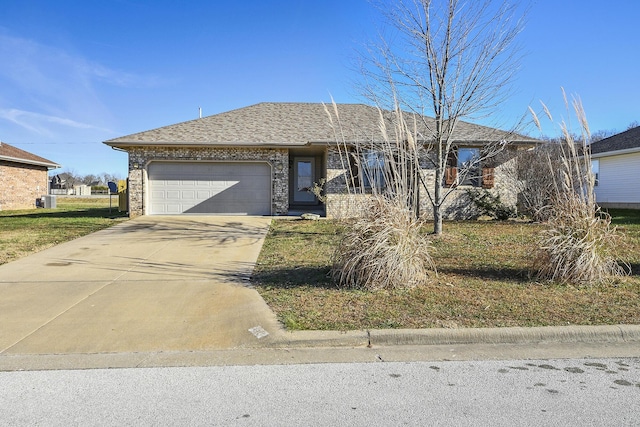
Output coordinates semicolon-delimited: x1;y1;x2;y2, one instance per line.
324;146;519;219
0;161;49;211
126;146;289;217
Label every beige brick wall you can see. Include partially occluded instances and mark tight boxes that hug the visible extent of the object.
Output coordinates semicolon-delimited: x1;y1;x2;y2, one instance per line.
126;146;288;217
325;147;519;220
0;161;49;211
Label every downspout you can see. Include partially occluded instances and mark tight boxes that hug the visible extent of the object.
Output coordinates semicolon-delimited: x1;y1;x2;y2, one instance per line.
109;145;132;216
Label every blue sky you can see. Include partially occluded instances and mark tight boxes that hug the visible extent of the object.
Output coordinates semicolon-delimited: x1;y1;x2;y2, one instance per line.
1;0;638;178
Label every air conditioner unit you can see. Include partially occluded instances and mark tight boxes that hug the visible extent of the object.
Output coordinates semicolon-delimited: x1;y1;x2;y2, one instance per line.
42;195;57;209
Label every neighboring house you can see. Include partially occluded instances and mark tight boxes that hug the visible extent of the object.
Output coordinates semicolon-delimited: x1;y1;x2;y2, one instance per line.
104;102;537;218
0;141;60;211
50;174;66;189
50;172;74;195
87;180;106;188
589;126;640;209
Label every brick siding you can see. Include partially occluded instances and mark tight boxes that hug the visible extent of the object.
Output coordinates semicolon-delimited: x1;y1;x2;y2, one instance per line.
324;147;519;219
0;161;49;211
126;146;288;217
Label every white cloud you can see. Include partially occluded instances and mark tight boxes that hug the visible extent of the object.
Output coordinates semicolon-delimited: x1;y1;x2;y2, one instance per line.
0;108;110;137
0;32;160;90
0;31;164;140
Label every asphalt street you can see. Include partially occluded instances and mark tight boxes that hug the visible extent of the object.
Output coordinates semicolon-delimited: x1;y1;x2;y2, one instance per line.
1;357;639;426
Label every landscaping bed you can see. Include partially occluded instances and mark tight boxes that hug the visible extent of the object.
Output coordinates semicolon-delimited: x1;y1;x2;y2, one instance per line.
253;210;640;330
0;197;128;265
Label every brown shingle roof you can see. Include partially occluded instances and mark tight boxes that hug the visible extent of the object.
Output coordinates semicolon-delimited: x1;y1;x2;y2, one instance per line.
590;126;640;155
104;102;537;147
0;141;60;169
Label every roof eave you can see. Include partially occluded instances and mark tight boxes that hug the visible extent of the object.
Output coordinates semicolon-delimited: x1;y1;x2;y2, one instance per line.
0;155;60;170
104;141;313;149
591;146;640;158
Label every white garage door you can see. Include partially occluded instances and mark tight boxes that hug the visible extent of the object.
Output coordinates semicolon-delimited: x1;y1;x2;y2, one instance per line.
148;162;272;215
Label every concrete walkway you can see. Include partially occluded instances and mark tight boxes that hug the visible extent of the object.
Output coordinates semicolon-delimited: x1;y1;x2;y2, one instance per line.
0;216;282;355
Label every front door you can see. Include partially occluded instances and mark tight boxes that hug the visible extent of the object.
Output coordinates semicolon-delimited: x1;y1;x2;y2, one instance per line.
293;157;316;203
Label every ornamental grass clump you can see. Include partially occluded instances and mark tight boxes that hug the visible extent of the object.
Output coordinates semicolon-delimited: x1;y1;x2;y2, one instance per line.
531;91;628;286
331;196;436;291
535;192;626;286
325;99;436;290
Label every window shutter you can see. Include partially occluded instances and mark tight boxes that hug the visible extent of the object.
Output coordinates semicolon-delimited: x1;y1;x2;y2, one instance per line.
348;152;361;188
445;167;457;187
482;167;495;189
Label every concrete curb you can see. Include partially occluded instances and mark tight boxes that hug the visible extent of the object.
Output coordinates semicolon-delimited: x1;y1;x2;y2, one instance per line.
269;324;640;348
2;325;639;371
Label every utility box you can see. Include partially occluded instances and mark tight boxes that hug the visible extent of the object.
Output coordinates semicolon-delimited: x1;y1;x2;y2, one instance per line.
118;190;128;212
42;195;57;209
74;185;91;196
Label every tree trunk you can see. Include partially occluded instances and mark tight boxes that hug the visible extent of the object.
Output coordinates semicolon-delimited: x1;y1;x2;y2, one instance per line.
433;166;444;235
433;205;443;235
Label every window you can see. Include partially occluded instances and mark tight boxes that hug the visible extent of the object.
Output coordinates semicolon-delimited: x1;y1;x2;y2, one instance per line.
445;147;487;187
457;148;481;186
361;150;386;190
591;159;599;186
344;149;386;191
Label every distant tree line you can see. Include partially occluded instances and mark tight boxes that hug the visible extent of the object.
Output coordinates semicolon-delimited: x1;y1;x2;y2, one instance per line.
51;170;123;188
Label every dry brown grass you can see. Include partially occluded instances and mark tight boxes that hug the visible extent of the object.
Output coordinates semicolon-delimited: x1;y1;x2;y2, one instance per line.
324;100;434;291
531;93;628;286
535;194;628;286
253;217;640;330
331;197;435;290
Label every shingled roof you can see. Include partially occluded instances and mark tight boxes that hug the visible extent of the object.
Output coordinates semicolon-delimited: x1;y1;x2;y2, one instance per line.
0;141;59;169
590;126;640;155
105;102;536;148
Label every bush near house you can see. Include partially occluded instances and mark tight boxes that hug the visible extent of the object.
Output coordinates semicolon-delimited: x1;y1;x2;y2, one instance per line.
466;188;517;220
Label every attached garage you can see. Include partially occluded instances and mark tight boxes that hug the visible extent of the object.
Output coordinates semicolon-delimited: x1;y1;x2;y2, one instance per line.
147;162;272;215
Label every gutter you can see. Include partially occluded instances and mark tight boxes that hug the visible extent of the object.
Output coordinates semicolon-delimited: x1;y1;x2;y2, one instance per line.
591;146;640;159
104;141;314;149
0;155;60;170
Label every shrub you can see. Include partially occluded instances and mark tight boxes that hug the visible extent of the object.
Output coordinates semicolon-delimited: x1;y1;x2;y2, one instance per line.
515;143;563;222
331;197;436;290
535;193;627;286
466;189;516;220
531;92;628;286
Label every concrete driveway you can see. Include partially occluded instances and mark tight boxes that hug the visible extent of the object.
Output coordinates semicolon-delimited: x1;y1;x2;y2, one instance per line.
0;216;283;355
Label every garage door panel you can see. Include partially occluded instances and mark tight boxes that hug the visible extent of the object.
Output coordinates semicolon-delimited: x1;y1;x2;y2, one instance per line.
148;162;271;215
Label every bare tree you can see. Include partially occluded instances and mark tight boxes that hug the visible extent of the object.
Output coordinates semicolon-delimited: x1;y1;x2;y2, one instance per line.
360;0;526;234
515;141;562;221
100;173;122;184
589;129;616;143
58;169;81;188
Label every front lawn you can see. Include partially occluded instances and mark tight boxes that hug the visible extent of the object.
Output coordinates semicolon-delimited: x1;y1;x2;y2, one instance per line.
253;209;640;330
0;197;128;265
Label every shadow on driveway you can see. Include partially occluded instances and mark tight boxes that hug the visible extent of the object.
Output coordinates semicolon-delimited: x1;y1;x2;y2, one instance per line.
0;216;284;356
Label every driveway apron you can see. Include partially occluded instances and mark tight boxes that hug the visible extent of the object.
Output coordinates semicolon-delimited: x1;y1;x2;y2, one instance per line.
0;216;283;354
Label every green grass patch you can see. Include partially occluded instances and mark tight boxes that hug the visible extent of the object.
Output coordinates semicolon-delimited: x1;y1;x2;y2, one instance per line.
0;197;128;265
253;214;640;330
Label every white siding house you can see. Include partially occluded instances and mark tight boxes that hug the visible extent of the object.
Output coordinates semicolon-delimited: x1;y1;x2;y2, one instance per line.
590;126;640;209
